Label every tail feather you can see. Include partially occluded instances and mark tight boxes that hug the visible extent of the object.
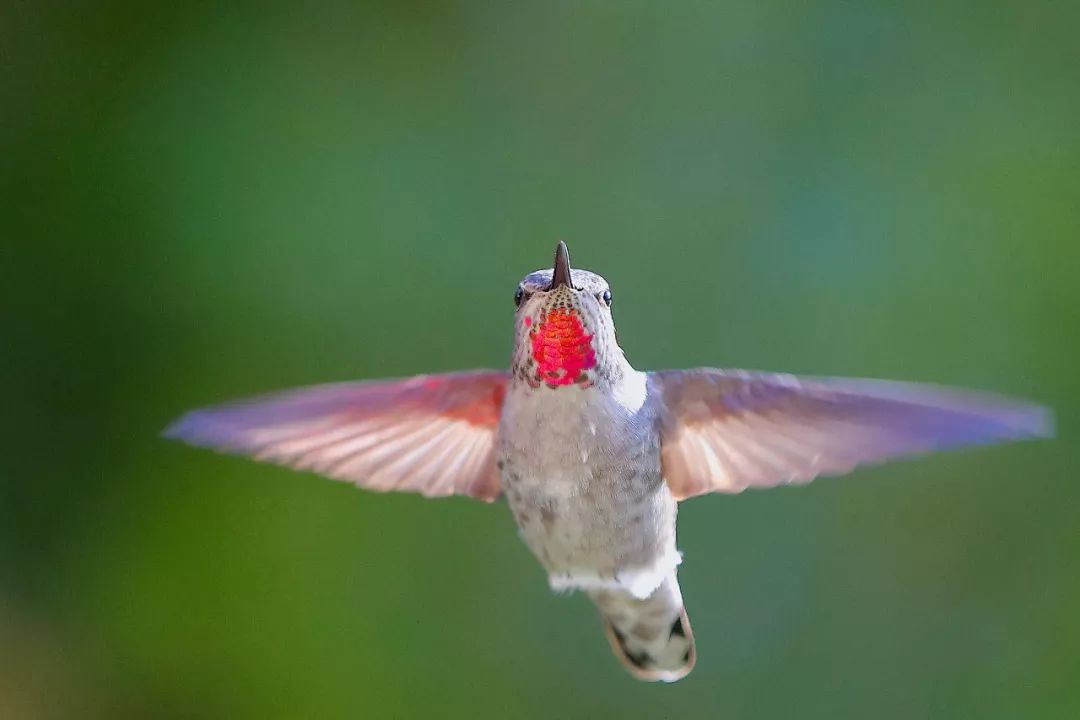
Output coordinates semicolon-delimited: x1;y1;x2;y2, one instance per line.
589;573;695;682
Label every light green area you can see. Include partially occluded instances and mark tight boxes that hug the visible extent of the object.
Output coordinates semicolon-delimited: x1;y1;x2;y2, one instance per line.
3;2;1077;718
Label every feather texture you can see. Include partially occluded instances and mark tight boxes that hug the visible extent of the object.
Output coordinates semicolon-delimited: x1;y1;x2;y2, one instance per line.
652;369;1052;499
164;371;509;501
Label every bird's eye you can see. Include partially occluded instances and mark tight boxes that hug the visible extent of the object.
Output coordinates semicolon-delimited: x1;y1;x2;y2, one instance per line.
514;287;525;307
600;290;612;306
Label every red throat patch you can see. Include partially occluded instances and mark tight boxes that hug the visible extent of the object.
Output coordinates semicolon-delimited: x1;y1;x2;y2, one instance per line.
529;308;597;387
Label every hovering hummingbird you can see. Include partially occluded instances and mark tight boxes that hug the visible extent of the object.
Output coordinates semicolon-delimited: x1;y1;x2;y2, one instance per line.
166;242;1051;682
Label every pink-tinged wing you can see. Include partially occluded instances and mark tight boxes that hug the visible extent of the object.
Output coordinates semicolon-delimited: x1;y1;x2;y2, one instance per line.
164;371;509;501
652;369;1053;500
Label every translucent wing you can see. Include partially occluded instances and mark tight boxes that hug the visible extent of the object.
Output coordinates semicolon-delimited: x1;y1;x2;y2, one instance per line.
652;369;1052;499
165;371;509;501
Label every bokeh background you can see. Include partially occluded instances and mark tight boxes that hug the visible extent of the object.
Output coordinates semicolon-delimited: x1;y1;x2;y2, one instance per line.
4;1;1079;718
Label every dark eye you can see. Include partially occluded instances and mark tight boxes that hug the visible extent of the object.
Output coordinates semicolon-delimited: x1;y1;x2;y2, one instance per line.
600;290;612;306
514;287;525;307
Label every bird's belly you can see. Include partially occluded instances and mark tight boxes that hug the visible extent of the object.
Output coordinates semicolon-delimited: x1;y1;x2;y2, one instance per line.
496;376;678;597
500;453;679;599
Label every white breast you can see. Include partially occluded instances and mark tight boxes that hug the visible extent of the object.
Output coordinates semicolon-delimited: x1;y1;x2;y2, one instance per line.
496;372;679;598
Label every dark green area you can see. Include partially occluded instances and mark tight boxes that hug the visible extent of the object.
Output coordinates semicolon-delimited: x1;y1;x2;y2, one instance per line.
3;1;1078;718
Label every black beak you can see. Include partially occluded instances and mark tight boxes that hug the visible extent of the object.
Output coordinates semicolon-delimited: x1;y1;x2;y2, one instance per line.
550;241;573;289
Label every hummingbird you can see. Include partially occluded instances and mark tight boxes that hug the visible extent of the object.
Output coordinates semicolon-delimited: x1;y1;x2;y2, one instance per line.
166;242;1052;682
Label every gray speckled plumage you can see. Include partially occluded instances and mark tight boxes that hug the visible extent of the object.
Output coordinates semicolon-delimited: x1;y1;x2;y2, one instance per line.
497;373;693;681
498;369;677;597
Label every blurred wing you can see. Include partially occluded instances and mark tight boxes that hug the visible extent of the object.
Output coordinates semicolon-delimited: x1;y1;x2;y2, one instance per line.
653;369;1053;500
164;371;509;501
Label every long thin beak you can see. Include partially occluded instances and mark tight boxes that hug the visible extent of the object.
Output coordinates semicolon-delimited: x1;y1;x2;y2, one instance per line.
550;241;573;289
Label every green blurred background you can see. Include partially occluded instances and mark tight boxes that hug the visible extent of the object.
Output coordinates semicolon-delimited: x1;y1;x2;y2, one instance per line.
3;1;1078;718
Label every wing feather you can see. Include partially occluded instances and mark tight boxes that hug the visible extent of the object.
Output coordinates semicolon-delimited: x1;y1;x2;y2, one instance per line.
653;369;1052;499
165;371;509;501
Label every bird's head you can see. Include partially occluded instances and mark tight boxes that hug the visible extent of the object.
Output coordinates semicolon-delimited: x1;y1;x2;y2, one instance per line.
510;242;627;389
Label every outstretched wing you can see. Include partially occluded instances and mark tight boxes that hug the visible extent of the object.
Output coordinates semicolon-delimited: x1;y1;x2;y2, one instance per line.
652;369;1052;500
164;371;509;501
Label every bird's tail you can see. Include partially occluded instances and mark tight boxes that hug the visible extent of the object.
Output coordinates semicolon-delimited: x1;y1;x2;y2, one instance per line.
588;572;695;682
